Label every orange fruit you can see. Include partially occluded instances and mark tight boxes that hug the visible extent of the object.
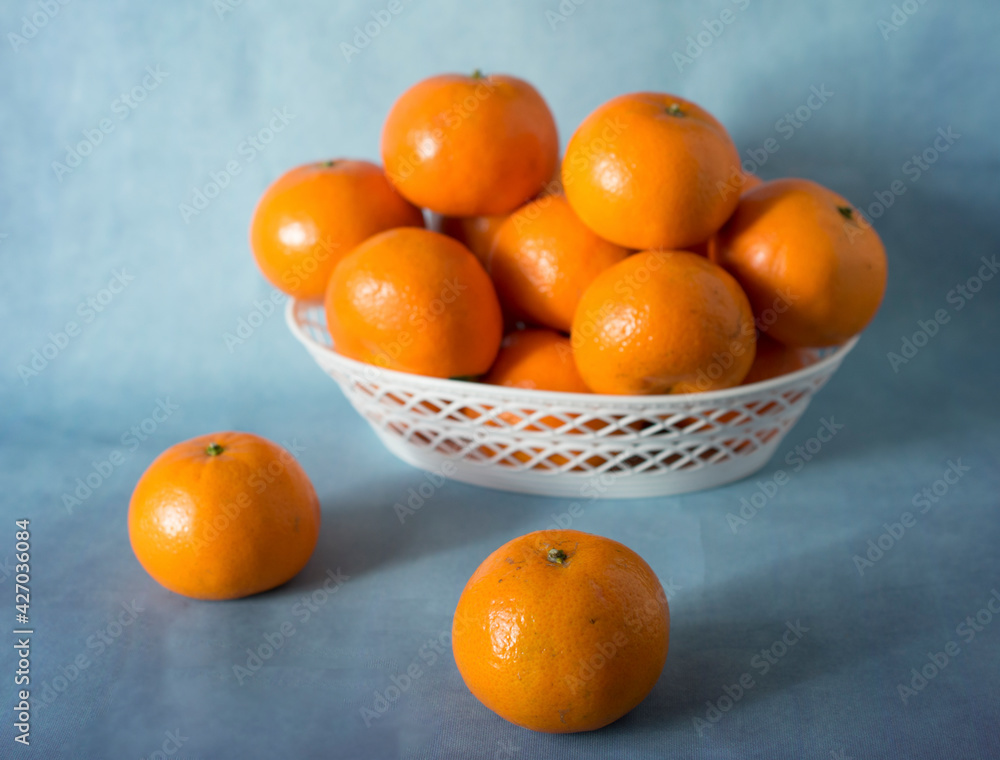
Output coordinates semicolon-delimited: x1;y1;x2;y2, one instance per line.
543;161;564;196
562;93;740;250
250;159;424;299
325;228;502;378
474;330;602;469
572;250;756;394
381;71;559;216
722;169;764;200
437;213;507;267
452;529;670;733
739;171;764;192
128;432;321;600
742;334;817;385
436;165;563;267
714;178;888;347
489;195;630;332
689;172;763;258
485;329;589;393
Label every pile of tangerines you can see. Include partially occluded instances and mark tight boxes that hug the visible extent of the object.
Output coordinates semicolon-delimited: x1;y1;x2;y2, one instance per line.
251;70;887;395
126;72;889;738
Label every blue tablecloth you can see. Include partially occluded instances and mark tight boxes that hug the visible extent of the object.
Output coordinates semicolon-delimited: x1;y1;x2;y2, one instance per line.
2;1;998;757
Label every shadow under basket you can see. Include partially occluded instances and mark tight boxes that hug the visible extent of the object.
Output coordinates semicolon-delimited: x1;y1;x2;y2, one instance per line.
286;299;857;499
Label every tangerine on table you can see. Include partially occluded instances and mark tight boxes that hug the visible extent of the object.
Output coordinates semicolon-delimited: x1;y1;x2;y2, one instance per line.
128;432;321;601
452;529;670;733
714;178;888;347
562;92;741;250
381;71;559;216
572;250;757;394
488;195;631;332
325;228;503;378
250;159;424;300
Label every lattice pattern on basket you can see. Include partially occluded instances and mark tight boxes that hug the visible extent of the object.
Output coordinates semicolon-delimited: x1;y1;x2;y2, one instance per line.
288;299;851;480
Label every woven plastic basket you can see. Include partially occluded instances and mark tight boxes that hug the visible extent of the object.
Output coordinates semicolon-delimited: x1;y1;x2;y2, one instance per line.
287;298;857;499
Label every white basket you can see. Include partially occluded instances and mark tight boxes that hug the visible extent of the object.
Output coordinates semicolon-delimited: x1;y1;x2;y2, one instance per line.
286;299;857;499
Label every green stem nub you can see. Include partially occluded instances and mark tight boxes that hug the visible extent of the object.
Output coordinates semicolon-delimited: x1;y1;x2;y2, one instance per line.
206;442;225;456
837;205;854;220
547;548;568;564
471;68;485;79
320;160;338;168
666;103;685;117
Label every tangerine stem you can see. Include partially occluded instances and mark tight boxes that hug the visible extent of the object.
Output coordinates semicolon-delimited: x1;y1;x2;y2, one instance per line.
666;103;685;117
547;548;568;564
837;205;854;220
471;68;484;79
206;442;225;456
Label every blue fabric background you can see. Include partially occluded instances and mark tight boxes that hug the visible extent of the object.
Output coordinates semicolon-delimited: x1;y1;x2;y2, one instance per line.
1;1;998;757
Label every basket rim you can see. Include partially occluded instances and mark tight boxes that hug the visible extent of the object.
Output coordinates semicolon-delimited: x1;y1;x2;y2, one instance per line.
285;297;859;406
